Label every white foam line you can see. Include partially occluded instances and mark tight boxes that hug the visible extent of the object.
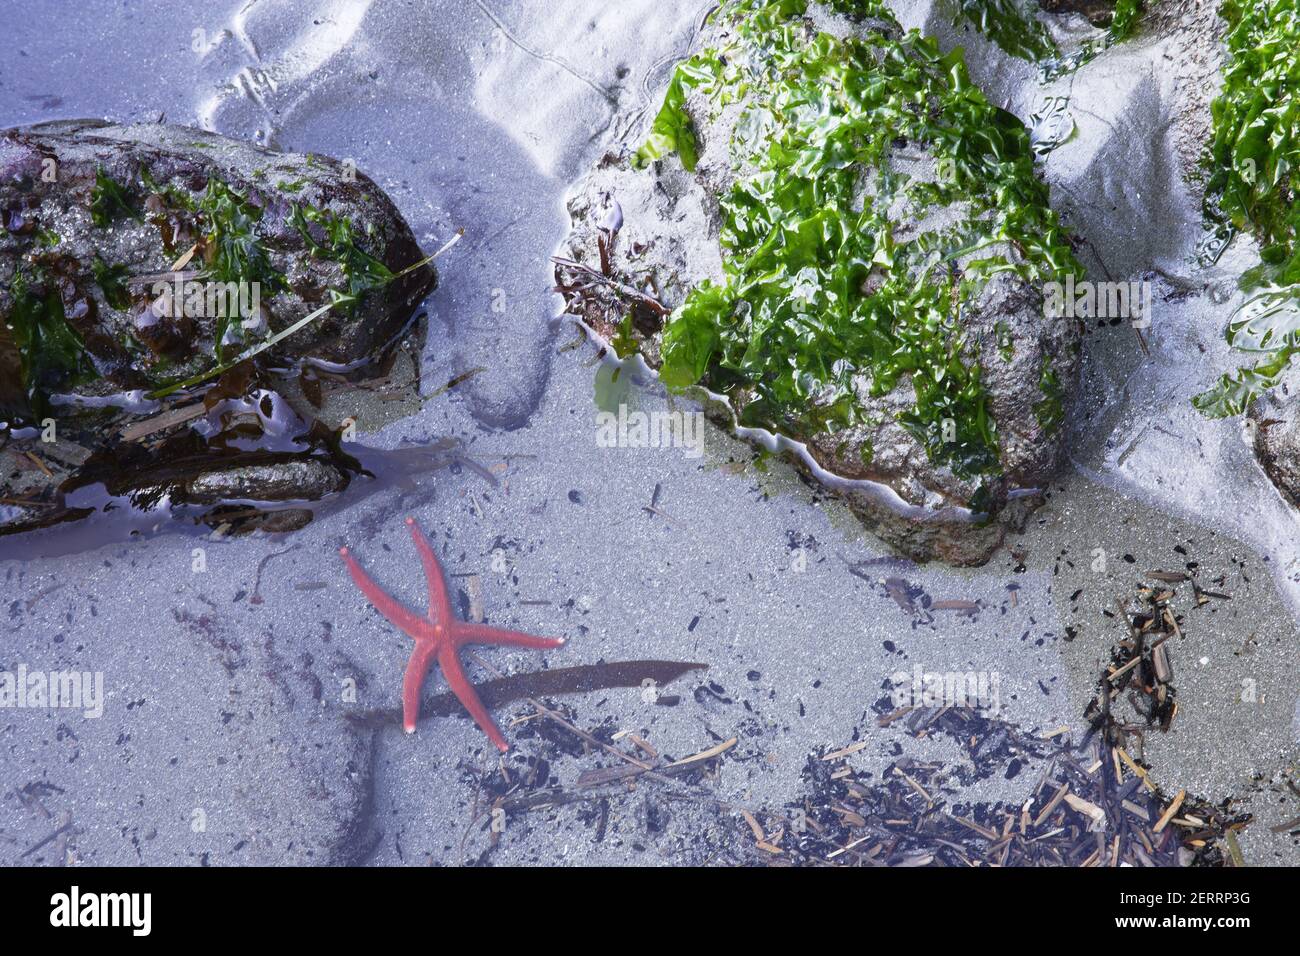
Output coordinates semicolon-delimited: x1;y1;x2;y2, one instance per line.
583;333;986;525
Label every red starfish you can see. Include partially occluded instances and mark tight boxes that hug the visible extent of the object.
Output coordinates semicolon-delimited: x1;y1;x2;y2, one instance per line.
338;517;565;751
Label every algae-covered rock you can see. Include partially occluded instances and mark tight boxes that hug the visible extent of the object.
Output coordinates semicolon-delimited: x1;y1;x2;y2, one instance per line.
0;121;438;539
558;0;1081;564
1194;1;1300;419
0;120;436;419
1250;374;1300;508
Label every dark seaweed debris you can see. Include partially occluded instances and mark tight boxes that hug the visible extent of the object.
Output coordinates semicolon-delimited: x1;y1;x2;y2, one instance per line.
752;706;1249;866
1085;583;1182;740
748;580;1246;866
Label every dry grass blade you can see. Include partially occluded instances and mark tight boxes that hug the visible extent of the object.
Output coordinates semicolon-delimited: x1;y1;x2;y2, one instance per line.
1154;789;1186;833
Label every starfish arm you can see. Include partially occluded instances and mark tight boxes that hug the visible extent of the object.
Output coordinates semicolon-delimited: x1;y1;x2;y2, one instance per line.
338;547;429;639
405;518;454;624
453;621;566;651
437;645;510;752
401;640;437;734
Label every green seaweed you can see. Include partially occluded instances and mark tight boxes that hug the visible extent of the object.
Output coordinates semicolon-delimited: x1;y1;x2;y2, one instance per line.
658;280;729;391
996;320;1016;361
91;258;131;312
955;1;1144;63
90;167;139;227
948;0;1149;75
952;0;1057;61
289;203;393;311
139;167;198;213
1034;355;1065;432
196;179;283;290
1205;0;1300;264
1196;0;1300;416
631;59;720;172
610;312;640;358
632;0;1078;483
192;179;287;358
1110;0;1142;40
1194;346;1298;418
6;269;96;416
140;172;296;357
594;361;635;415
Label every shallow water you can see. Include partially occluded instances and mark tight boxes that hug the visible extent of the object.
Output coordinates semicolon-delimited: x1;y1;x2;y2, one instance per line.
2;0;1297;865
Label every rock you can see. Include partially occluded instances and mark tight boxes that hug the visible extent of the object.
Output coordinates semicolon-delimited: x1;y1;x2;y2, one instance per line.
557;1;1080;565
181;458;347;505
56;422;360;513
0;120;436;419
200;506;316;535
0;121;436;539
1039;0;1123;24
1251;385;1300;508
